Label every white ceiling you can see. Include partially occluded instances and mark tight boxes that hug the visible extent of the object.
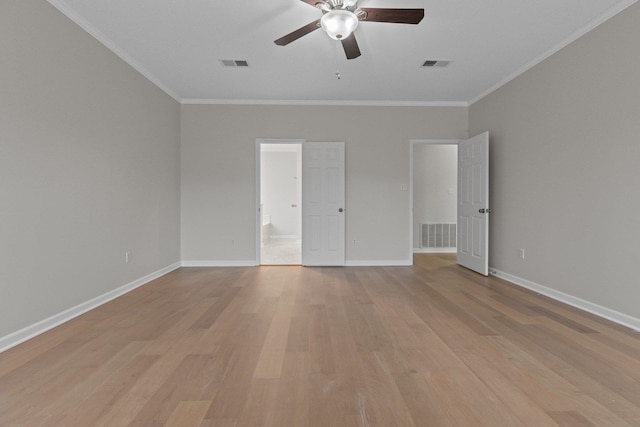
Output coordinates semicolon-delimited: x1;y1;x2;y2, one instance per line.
48;0;635;105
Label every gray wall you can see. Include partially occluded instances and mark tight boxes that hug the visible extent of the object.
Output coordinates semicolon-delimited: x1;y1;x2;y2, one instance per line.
412;144;458;249
469;2;640;319
181;105;468;264
0;0;181;338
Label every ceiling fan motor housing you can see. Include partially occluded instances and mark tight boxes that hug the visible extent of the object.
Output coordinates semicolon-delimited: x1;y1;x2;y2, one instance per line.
326;0;357;9
320;9;359;40
274;0;424;60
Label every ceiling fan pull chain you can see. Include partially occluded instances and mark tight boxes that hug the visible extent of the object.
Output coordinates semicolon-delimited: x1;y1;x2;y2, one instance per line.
334;41;342;80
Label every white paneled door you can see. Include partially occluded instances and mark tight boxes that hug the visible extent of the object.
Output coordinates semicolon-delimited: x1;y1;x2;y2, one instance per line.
457;132;489;275
302;142;345;266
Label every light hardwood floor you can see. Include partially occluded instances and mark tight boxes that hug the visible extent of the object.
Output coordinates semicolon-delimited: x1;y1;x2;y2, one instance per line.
1;254;640;426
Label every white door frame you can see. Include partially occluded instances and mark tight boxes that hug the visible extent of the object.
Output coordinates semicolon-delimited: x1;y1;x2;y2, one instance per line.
255;138;305;264
409;139;460;265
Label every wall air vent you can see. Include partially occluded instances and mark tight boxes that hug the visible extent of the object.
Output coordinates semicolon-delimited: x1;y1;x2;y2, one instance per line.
422;60;451;68
221;59;250;67
421;223;456;248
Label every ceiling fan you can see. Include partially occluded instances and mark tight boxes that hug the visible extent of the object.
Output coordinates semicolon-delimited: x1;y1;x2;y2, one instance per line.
274;0;424;59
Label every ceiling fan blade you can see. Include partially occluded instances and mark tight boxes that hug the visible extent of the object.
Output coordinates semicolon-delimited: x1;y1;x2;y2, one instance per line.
274;19;321;46
359;8;424;24
300;0;321;6
341;33;361;60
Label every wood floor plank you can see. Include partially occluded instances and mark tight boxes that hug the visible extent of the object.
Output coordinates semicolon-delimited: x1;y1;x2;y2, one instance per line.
286;316;310;352
306;303;337;376
354;351;416;427
2;255;640;426
485;335;633;426
235;378;278;427
536;316;640;383
488;315;640;425
405;299;559;424
53;353;161;426
308;371;358;427
199;420;237;427
271;352;309;427
35;340;151;418
204;346;266;420
252;283;297;379
127;353;221;426
522;322;640;406
162;400;211;427
92;332;203;427
1;332;147;422
548;410;599;427
0;317;92;378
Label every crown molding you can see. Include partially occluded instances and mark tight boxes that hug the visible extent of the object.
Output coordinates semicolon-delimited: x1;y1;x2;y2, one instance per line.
180;98;469;108
48;0;637;109
469;0;638;105
47;0;182;103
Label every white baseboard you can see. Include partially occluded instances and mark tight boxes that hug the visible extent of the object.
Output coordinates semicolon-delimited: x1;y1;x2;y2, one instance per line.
183;260;412;267
345;259;412;267
12;261;635;355
490;268;640;332
413;248;457;254
181;260;258;267
0;262;182;354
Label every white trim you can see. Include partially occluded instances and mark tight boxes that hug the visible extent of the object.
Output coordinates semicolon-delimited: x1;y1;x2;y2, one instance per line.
256;139;306;144
181;260;258;267
345;259;412;267
182;99;469;107
469;0;638;105
413;248;457;254
45;0;637;108
46;0;181;102
0;262;181;353
256;139;305;266
409;139;461;269
185;259;411;267
409;139;462;146
490;268;640;332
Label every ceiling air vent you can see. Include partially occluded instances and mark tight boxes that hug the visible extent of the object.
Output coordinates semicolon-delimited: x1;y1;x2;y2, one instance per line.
422;60;450;68
221;59;250;67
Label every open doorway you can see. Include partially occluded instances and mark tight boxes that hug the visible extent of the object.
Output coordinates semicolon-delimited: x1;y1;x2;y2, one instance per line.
259;142;302;265
411;141;458;256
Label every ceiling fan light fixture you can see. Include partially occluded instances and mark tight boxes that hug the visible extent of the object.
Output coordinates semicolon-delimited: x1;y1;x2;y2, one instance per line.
320;9;359;40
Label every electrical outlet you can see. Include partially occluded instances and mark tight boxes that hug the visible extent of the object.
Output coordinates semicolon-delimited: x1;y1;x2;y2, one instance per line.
125;251;132;263
518;248;525;259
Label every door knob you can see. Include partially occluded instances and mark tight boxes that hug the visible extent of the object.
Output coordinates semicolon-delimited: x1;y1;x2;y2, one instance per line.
479;208;491;214
338;208;344;212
